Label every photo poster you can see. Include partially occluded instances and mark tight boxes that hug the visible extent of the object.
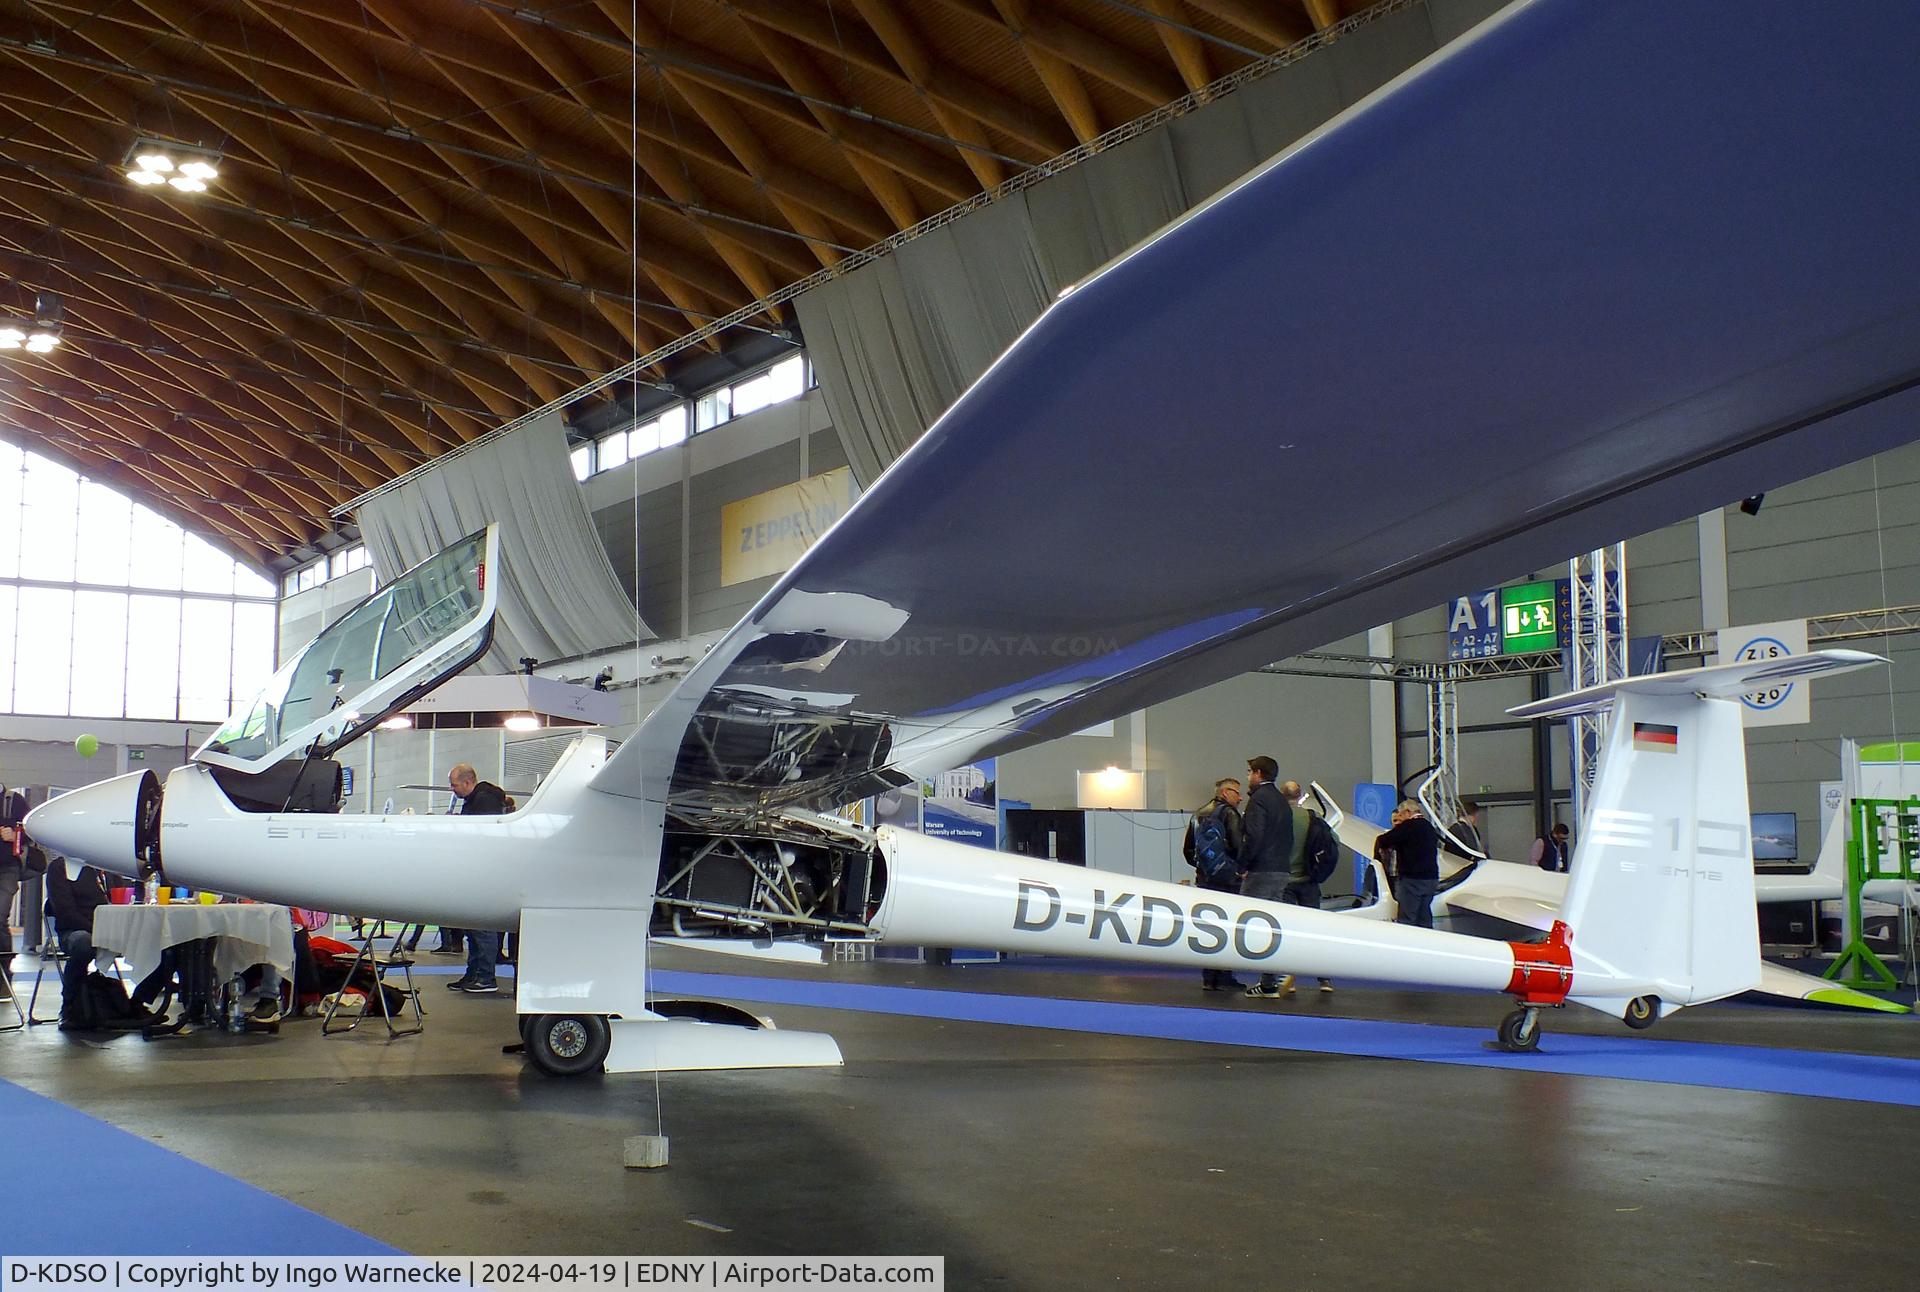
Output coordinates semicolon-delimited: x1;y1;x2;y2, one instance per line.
921;759;997;849
873;778;924;835
1350;781;1398;892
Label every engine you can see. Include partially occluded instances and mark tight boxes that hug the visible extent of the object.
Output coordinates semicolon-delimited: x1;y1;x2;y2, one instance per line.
651;817;885;941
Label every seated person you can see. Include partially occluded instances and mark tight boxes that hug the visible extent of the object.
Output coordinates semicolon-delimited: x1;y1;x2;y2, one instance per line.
45;863;170;1027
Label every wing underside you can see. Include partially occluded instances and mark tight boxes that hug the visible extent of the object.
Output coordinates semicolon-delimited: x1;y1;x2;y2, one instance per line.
596;1;1920;818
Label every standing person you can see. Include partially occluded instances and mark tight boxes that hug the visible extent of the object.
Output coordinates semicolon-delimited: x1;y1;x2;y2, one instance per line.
1181;778;1244;992
1375;799;1442;929
446;763;511;995
1529;823;1571;873
0;790;35;986
1443;799;1484;860
1236;756;1294;999
1275;781;1333;996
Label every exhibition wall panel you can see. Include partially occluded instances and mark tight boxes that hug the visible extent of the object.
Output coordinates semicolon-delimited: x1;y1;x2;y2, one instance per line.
1726;441;1920;831
1623;523;1703;640
997;643;1373;822
593;481;683;642
684;440;825;635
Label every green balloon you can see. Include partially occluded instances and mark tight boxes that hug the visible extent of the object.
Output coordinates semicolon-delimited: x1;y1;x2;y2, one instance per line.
75;733;99;758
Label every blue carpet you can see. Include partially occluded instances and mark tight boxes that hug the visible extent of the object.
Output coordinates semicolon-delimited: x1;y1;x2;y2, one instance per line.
650;970;1920;1107
0;1079;396;1255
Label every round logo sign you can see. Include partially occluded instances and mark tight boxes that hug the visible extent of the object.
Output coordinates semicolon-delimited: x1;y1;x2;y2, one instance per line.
1735;635;1794;710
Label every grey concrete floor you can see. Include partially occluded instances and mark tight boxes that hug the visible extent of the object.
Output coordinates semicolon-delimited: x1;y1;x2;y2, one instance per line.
3;949;1919;1292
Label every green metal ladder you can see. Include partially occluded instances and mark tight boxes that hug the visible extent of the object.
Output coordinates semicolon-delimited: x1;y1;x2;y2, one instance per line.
1823;796;1919;991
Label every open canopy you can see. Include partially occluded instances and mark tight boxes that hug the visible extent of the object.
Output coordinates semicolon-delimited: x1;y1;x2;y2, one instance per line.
196;526;499;774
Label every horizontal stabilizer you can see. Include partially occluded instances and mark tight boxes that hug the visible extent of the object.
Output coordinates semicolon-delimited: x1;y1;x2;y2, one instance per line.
1508;650;1884;721
1758;962;1910;1014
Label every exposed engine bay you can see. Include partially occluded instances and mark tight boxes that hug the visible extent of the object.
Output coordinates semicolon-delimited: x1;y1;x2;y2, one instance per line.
652;809;885;941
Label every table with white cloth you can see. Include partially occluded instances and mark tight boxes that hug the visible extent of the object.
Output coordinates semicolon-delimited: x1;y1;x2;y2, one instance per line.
90;903;295;990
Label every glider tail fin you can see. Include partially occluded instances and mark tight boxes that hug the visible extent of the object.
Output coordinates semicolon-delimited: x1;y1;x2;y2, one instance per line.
1508;649;1882;1010
1563;686;1760;1006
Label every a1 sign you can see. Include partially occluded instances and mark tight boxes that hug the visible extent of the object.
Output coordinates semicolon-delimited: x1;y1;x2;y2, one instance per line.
1715;618;1810;727
1447;590;1501;660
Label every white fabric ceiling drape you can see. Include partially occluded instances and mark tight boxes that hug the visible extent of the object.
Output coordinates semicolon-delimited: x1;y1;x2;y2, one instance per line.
355;409;647;670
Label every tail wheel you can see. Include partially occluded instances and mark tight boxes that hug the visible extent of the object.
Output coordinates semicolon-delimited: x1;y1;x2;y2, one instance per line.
1497;1007;1542;1053
522;1013;611;1077
1623;995;1660;1030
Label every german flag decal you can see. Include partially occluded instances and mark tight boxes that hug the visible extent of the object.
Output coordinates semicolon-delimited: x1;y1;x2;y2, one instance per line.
1633;722;1678;753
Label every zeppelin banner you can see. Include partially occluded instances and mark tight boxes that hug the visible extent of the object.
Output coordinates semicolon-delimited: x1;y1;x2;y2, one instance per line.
720;467;855;586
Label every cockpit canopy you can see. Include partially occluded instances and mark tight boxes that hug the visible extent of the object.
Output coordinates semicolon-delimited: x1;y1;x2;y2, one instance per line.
195;526;499;774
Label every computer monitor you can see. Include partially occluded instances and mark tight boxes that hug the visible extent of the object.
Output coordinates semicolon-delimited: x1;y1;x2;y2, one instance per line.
1750;811;1798;862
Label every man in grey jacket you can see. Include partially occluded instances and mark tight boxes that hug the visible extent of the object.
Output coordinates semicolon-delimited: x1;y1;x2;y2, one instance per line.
1272;780;1334;997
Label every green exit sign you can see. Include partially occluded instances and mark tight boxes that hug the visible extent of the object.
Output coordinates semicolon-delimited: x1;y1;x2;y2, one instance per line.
1500;580;1558;652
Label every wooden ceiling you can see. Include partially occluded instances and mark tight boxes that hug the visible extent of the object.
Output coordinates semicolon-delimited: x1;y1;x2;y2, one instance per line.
0;0;1358;568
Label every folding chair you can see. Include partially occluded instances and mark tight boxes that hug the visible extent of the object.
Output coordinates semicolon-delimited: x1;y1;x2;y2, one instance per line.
322;923;423;1038
1;962;23;1032
26;915;66;1026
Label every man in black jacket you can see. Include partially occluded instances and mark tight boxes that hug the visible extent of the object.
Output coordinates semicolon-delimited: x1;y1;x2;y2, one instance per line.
1182;777;1244;992
447;763;511;994
1237;756;1293;998
1376;799;1443;928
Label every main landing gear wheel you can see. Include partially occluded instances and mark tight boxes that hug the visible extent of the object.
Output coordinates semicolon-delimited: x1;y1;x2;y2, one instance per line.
1623;995;1660;1031
1497;1007;1542;1053
521;1013;611;1077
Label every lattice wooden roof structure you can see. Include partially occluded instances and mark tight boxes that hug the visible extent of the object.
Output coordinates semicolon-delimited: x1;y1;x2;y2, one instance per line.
0;0;1359;568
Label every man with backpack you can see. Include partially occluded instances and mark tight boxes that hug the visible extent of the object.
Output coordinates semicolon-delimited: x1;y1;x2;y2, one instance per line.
1182;777;1245;992
1274;781;1338;997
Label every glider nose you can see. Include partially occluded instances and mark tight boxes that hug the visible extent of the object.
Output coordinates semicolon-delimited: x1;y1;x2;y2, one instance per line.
23;770;162;880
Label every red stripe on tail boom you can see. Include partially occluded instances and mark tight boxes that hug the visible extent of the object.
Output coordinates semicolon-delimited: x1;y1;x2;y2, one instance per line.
1506;920;1574;1005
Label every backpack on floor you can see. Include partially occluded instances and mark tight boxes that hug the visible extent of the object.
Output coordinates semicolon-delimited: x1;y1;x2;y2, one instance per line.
63;972;156;1031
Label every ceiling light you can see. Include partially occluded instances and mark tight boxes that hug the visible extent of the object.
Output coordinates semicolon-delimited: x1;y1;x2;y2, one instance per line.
124;139;222;194
0;328;22;350
24;333;58;354
503;714;541;732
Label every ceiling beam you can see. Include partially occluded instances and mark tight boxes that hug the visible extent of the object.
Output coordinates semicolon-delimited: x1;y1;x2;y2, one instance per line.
1142;0;1214;94
846;0;1013;190
715;0;1071;159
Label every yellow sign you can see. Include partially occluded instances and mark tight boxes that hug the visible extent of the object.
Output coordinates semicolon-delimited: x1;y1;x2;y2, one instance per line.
720;467;854;586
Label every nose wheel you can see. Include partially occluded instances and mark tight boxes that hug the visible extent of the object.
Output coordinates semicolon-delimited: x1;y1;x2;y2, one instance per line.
1496;1006;1542;1053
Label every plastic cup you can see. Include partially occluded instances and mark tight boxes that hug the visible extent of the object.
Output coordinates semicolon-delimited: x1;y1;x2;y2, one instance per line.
199;891;219;905
109;887;133;905
154;885;172;905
